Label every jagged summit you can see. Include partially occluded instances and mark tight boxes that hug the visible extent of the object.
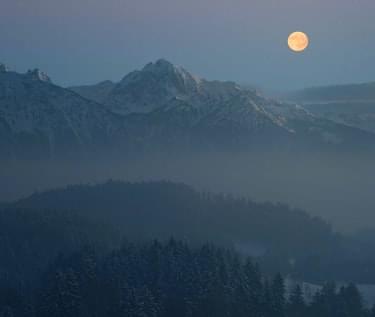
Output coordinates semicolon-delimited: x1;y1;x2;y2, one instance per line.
70;58;319;129
0;66;52;83
121;59;201;86
0;66;122;158
0;63;9;73
148;59;201;83
143;58;176;72
26;69;52;83
102;59;204;114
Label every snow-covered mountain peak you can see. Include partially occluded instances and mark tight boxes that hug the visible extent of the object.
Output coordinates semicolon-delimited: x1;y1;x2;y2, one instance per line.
26;69;52;83
104;59;205;114
143;58;175;73
141;59;202;85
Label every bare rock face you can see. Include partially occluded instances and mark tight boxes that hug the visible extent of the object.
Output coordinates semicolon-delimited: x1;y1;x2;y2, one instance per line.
0;63;9;73
26;69;52;83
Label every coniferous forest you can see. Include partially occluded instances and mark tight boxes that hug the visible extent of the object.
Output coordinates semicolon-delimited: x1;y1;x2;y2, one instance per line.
2;182;375;316
3;181;375;284
1;240;373;317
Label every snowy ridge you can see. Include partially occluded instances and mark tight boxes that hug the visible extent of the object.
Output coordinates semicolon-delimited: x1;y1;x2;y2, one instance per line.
71;59;335;137
1;59;375;158
0;68;123;157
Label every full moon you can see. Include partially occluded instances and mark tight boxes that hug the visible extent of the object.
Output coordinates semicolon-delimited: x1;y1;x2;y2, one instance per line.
288;31;309;52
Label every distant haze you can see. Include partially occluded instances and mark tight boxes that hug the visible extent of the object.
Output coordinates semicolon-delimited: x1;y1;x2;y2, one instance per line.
1;0;374;90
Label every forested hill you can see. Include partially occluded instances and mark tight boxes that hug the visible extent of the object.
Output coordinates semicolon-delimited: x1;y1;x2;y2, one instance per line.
11;180;336;257
1;240;372;317
1;181;375;285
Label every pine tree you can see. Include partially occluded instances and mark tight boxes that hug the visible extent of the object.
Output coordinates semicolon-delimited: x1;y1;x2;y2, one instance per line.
118;285;159;317
339;283;364;317
262;279;273;317
310;282;338;317
287;284;306;317
38;268;82;317
270;273;285;317
242;259;263;317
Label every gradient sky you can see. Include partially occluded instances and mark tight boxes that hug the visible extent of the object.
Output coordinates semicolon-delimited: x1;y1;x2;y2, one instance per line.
1;0;374;90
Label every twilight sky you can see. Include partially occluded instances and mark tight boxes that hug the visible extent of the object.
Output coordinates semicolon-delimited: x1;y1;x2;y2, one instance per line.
1;0;374;90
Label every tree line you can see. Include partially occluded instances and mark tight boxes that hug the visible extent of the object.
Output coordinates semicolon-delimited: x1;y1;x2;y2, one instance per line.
1;239;373;317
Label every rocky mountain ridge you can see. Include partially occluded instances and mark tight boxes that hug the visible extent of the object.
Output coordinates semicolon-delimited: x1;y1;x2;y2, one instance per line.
0;60;374;158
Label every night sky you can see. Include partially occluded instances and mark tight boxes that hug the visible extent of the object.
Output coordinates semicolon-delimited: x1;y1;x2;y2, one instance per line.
1;0;374;90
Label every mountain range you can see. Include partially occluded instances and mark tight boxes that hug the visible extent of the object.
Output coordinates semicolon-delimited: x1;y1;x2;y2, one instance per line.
1;59;374;159
285;83;375;134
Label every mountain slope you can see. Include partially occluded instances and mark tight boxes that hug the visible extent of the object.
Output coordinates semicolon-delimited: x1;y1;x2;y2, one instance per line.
6;180;375;284
8;181;338;277
1;60;374;159
285;83;375;133
69;80;115;104
70;59;375;150
0;66;124;158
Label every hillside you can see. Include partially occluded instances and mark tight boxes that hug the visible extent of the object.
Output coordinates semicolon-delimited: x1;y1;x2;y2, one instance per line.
2;181;375;285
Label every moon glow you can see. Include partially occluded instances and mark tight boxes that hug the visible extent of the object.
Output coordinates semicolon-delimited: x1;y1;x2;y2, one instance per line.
288;31;309;52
